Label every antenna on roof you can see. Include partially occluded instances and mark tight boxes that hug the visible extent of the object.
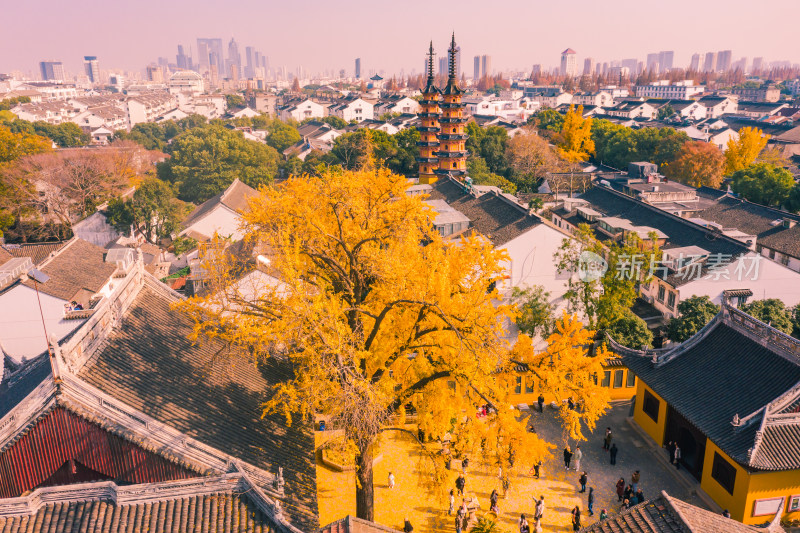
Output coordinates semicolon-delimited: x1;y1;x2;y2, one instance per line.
28;268;62;385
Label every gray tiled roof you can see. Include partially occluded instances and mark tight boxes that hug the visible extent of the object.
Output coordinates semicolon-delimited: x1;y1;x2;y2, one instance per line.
427;178;540;246
621;313;800;471
182;179;258;230
0;492;277;533
77;284;318;530
21;238;117;301
1;241;67;266
579;491;770;532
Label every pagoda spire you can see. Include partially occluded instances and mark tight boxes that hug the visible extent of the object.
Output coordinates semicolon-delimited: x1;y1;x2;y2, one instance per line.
417;41;441;184
435;33;468;181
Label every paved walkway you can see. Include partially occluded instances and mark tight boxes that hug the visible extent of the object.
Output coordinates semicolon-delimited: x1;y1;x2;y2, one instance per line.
316;401;709;533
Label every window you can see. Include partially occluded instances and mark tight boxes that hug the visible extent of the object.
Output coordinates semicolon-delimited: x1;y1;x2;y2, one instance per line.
601;371;611;387
667;292;676;309
613;369;624;388
711;452;737;495
657;285;666;302
626;370;636;388
514;376;522;394
642;389;660;422
525;377;534;394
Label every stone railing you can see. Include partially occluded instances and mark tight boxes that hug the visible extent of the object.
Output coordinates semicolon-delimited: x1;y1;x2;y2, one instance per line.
725;304;800;361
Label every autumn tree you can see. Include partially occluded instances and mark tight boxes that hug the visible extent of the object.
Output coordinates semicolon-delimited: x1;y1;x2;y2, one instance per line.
731;163;795;207
0;124;52;164
725;127;770;175
556;106;594;162
178;168;599;520
505;131;563;191
663;140;725;188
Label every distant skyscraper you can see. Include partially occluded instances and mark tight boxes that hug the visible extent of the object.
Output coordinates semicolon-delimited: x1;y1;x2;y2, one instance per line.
146;64;163;82
245;46;255;78
176;45;189;70
83;56;99;83
355;58;361;78
474;56;481;80
438;56;448;76
39;60;64;81
646;53;659;73
197;38;224;74
622;58;639;76
531;64;542;76
704;52;717;72
752;57;764;73
227;38;241;78
560;48;577;77
717;50;732;72
658;51;674;72
689;53;702;72
583;58;593;75
481;55;492;78
455;46;461;78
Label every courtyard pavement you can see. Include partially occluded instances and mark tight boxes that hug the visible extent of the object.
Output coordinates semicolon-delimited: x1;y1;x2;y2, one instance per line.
316;401;710;533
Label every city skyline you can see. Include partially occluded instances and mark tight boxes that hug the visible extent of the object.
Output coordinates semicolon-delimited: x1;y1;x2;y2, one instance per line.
2;0;799;78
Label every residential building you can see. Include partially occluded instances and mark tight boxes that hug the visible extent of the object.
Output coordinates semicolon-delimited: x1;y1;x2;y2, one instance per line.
12;100;80;124
373;94;420;116
39;61;65;81
179;178;258;242
730;84;781;103
145;64;163;82
572;90;614;107
560;48;577;77
83;56;99;83
167;70;204;95
697;95;738;118
126;92;177;126
329;95;374;122
634;80;704;99
650;99;707;121
735;101;788;119
605;99;656;119
617;305;800;525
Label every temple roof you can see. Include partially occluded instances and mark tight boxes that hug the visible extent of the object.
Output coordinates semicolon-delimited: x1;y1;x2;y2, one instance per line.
615;305;800;471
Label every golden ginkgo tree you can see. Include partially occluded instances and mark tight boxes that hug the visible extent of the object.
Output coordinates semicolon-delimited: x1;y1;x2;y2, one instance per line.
178;167;612;520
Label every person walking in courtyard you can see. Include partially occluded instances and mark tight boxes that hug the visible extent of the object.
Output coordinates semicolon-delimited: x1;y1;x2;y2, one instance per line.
573;445;583;471
667;441;675;464
599;509;608;520
490;489;499;510
388;471;395;489
615;478;625;501
571;506;582;531
534;495;545;522
403;518;413;533
635;488;645;504
587;487;595;516
518;514;529;533
579;471;588;493
455;513;462;533
603;427;612;451
610;442;618;465
462;456;469;473
449;489;455;515
673;444;682;469
631;470;640;491
563;446;572;469
624;484;634;503
531;460;541;478
537;394;545;413
455;473;466;495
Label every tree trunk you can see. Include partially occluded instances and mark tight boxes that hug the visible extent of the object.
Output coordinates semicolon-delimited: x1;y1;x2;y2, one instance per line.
355;442;374;521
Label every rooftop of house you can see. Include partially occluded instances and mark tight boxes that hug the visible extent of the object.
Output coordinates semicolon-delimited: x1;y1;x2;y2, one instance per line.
318;516;403;533
578;490;783;532
182;178;259;231
427;177;540;246
615;305;800;472
0;241;67;266
19;238;117;302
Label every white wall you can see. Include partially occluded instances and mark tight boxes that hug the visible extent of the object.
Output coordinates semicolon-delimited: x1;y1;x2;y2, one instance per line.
679;252;800;307
0;285;83;364
181;205;243;241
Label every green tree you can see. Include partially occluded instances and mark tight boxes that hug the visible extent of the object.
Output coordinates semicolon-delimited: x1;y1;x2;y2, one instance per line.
225;94;246;109
740;299;794;335
512;285;554;338
467;157;517;194
158;124;280;203
33;121;89;147
385;127;419;176
465;124;509;176
266;120;301;152
531;108;564;132
666;296;720;342
731;163;795;207
607;311;653;349
656;104;675;120
0;95;31;111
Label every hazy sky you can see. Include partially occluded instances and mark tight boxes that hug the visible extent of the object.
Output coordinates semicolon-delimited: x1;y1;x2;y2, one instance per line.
3;0;799;77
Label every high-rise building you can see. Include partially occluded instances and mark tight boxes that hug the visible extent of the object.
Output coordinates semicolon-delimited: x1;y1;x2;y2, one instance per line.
355;58;361;79
438;56;448;76
146;64;164;82
583;58;593;76
83;56;99;83
704;52;717;72
560;48;577;77
39;61;64;81
176;45;189;70
622;58;639;76
436;34;467;181
473;56;480;80
689;53;702;72
417;42;441;185
227;38;241;78
481;55;492;78
658;51;674;72
245;46;255;78
455;45;461;78
646;53;659;73
197;38;224;74
752;57;764;73
717;50;732;72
